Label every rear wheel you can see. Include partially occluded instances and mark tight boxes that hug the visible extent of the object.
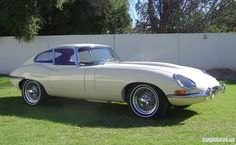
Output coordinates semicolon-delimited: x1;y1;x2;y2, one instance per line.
127;84;169;118
22;80;47;106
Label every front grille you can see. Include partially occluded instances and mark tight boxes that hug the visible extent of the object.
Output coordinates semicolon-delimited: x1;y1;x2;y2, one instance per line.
212;86;218;94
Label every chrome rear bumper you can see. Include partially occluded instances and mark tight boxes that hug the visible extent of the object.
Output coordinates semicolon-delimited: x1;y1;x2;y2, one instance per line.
167;83;226;106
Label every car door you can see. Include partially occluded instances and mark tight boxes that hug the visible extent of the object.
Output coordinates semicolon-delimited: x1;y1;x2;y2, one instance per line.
49;48;87;98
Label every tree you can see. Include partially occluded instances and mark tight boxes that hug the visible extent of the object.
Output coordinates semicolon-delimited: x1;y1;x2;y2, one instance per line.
0;0;67;41
45;0;131;35
134;0;236;33
0;0;131;41
0;0;40;41
38;0;109;35
105;0;132;34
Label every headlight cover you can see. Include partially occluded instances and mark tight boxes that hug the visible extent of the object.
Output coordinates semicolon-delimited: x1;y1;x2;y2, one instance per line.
173;74;196;90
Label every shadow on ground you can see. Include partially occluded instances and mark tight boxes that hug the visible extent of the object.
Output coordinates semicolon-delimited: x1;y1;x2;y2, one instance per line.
0;96;198;128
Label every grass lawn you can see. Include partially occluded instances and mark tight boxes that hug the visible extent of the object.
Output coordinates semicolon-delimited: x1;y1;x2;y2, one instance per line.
0;77;235;145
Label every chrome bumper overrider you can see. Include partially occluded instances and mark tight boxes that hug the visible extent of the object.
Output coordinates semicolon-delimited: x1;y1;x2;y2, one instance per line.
167;83;226;106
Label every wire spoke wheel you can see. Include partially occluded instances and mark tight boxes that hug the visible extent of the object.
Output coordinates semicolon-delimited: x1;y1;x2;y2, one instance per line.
130;85;160;117
24;81;41;104
128;84;169;118
22;80;47;106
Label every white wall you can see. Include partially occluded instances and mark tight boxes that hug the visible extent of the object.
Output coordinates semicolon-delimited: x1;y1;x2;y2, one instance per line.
0;35;113;74
0;33;235;74
179;33;236;70
114;34;179;64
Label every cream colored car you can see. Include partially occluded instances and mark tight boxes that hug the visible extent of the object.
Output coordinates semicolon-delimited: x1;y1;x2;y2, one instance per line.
10;44;225;118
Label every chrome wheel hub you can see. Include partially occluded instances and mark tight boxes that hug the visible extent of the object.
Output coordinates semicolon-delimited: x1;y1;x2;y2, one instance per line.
140;95;152;105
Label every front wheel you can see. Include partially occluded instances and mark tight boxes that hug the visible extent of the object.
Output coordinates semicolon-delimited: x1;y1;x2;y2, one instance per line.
22;80;47;106
127;84;169;118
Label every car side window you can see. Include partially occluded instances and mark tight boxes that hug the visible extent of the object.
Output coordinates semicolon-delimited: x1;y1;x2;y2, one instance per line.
35;50;63;63
54;48;75;65
79;50;94;65
35;50;53;63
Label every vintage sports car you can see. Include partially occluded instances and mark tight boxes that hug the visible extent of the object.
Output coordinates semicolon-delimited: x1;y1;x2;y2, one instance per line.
10;44;225;118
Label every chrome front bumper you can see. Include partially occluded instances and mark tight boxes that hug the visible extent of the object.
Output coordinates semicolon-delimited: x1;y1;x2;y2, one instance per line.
167;83;226;106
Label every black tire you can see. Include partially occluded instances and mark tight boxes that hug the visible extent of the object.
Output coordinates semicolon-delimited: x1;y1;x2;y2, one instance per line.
127;84;169;118
22;80;48;106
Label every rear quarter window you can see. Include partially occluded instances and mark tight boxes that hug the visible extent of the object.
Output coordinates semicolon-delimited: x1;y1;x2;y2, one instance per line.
35;50;62;63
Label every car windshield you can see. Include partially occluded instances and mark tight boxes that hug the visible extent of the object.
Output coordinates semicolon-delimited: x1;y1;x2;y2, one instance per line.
91;47;119;63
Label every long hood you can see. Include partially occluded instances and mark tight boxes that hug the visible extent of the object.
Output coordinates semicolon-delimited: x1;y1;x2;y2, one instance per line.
117;61;202;74
105;61;219;88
